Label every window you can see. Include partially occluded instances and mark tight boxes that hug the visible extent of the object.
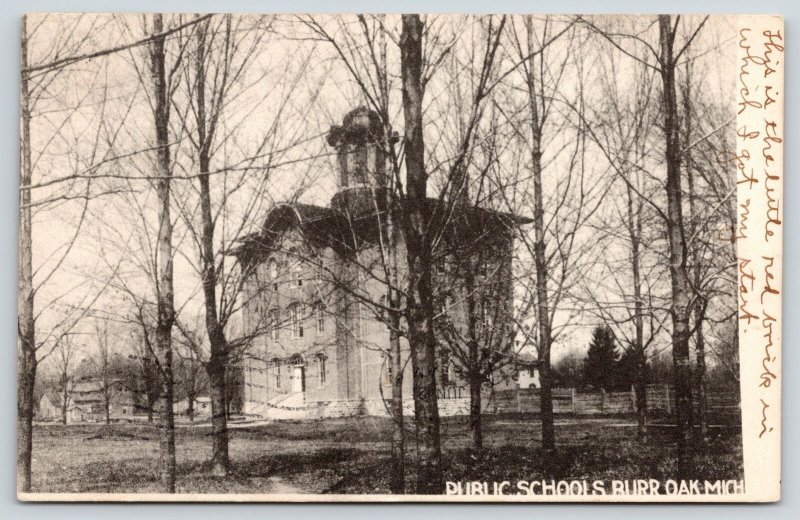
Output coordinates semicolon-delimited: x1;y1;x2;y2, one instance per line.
316;261;325;284
480;299;493;332
351;145;369;185
339;149;349;185
378;295;388;321
269;308;280;341
317;355;326;385
290;304;304;339
356;303;365;337
441;352;451;385
252;299;262;331
382;354;393;386
315;302;325;334
274;364;282;390
267;258;278;290
292;266;303;288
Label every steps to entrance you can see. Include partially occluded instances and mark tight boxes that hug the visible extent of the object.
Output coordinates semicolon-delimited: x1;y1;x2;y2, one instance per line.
244;392;307;421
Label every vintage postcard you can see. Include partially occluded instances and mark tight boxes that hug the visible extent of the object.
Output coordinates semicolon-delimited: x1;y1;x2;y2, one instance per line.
17;13;782;502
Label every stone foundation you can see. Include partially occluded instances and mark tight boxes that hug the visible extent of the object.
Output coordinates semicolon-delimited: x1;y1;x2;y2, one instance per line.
243;396;473;420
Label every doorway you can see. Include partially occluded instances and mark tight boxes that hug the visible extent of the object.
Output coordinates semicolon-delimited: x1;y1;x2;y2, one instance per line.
292;365;305;393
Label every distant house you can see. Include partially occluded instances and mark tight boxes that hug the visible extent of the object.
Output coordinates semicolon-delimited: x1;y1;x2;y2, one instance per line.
493;353;540;391
516;357;540;389
173;396;212;418
38;392;65;421
68;378;138;422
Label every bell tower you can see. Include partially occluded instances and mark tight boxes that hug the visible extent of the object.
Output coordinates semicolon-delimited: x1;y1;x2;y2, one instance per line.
326;107;388;215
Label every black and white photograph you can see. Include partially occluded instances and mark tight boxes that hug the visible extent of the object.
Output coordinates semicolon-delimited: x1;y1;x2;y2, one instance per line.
16;12;783;501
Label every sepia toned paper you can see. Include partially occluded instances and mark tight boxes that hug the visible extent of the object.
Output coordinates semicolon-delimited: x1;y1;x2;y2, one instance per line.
17;13;782;503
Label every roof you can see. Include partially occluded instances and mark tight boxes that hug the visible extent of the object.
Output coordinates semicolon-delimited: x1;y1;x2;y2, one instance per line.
41;391;64;407
72;380;105;393
515;353;540;367
230;198;532;263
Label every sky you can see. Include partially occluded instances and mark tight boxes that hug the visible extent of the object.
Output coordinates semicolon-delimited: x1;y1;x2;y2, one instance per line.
23;13;738;372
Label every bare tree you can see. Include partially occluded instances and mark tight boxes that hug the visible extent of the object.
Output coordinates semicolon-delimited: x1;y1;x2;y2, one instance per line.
658;14;705;477
501;15;603;454
93;321;114;424
174;322;208;422
176;13;298;475
188;12;233;476
18;15;36;490
302;14;519;490
580;45;669;437
398;14;444;491
18;13;126;490
437;243;515;451
298;13;410;492
129;323;162;423
148;13;179;492
583;13;712;477
53;335;80;424
680;47;738;441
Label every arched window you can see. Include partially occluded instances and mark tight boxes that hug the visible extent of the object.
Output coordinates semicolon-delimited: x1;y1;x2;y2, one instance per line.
292;264;303;288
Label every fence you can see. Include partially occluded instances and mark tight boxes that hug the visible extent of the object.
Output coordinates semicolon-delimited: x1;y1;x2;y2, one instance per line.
488;384;740;417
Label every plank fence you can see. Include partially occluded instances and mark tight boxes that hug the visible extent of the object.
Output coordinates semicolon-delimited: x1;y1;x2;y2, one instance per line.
488;384;740;417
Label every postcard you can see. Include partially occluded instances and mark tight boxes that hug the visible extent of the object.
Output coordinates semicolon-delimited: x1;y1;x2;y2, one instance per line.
17;13;782;502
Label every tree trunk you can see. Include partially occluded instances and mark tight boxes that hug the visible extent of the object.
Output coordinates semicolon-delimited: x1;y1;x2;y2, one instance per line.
464;264;483;452
524;15;555;453
104;376;111;425
208;360;229;476
17;361;35;492
388;208;405;494
683;58;708;441
61;383;68;425
151;13;177;493
469;362;483;451
17;15;37;493
658;14;694;479
194;16;231;476
400;14;443;495
389;324;405;493
694;305;708;438
626;184;648;437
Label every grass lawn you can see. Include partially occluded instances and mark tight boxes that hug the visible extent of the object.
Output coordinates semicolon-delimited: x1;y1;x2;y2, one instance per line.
29;414;743;495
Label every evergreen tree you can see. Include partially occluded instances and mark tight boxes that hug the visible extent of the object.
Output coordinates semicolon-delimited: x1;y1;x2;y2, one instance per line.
583;325;619;391
616;347;647;391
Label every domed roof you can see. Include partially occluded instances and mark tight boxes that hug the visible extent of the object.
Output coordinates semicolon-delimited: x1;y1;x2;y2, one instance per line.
327;106;384;146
